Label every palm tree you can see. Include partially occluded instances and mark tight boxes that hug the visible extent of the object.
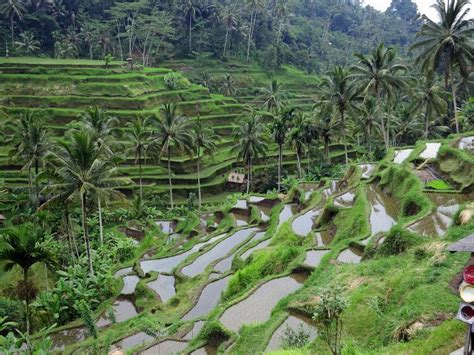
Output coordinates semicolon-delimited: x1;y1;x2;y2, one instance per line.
270;107;293;192
411;0;473;133
354;97;377;152
81;107;119;155
410;73;448;138
312;104;341;164
246;0;264;62
233;113;267;194
220;73;236;97
181;0;201;53
0;0;25;46
392;104;424;146
149;104;194;209
5;110;50;208
194;116;218;208
47;129;127;273
0;224;55;349
320;66;356;164
289;112;310;179
14;31;40;54
221;7;237;58
261;79;286;113
126;116;151;202
351;43;408;151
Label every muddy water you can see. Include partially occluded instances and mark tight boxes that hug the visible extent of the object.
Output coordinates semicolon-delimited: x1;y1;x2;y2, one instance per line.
334;191;355;207
241;239;271;260
121;275;140;295
112;332;156;351
459;136;474;151
292;209;321;236
231;212;249;226
141;340;188;355
183;320;205;340
408;193;472;237
249;196;265;203
304;250;330;268
420;142;441;159
393;149;413;164
182;228;258;277
277;204;299;229
314;230;333;246
182;276;231;320
50;327;87;351
96;297;139;328
257;206;272;223
233;199;248;210
219;274;304;332
337;247;364;264
147;275;176;302
214;254;234;273
265;314;317;352
366;185;399;236
359;164;375;179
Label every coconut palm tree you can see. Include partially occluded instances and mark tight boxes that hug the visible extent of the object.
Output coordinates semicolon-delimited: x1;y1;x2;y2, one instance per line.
246;0;264;62
233;113;267;194
47;129;128;273
81;107;119;155
126;116;151;203
0;0;25;46
221;7;237;58
410;73;448;138
353;97;377;151
261;79;286;113
0;223;55;350
14;31;39;54
149;104;194;209
319;66;357;164
5;110;50;208
194;116;219;208
220;73;236;97
270;107;293;192
351;43;408;151
312;104;341;164
411;0;473;133
289;112;310;179
181;0;201;53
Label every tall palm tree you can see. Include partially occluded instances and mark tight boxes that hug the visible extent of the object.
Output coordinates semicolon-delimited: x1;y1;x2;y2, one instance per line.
14;31;39;54
149;104;194;209
270;107;293;192
194;116;218;208
354;97;377;152
312;104;341;164
320;66;356;164
181;0;201;53
0;0;25;46
221;7;237;58
47;129;128;273
126;116;151;203
411;0;473;133
351;43;408;151
289;112;309;179
0;224;55;349
233;113;267;194
5;110;50;208
81;107;119;155
392;104;424;146
410;73;448;138
246;0;264;62
261;79;286;113
220;73;236;97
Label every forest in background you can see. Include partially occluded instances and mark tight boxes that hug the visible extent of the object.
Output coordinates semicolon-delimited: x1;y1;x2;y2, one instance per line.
0;0;422;72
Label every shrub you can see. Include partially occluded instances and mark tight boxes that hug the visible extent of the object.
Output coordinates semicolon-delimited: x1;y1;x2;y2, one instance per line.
377;226;421;256
281;323;311;349
425;179;451;190
164;72;191;90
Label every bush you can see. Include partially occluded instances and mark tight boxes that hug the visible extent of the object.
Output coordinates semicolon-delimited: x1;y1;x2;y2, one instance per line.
163;72;191;90
281;323;311;349
377;226;421;256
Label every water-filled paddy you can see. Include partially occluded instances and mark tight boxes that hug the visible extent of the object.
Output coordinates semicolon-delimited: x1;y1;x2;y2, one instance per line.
147;274;176;302
366;185;399;236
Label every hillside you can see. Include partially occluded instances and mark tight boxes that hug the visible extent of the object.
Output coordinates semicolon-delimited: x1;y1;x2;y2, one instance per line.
13;133;470;354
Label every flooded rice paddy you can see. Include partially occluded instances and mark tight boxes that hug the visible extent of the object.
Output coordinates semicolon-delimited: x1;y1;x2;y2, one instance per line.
265;314;317;352
334;191;355;207
359;164;375;179
420;142;441;159
183;320;205;340
112;332;156;352
314;230;333;246
147;274;176;302
121;275;140;295
277;204;299;229
393;149;413;164
458;136;474;151
141;340;188;355
96;297;139;328
304;249;330;267
292;208;321;236
219;274;305;332
240;239;272;260
50;327;87;351
337;246;364;264
366;185;399;236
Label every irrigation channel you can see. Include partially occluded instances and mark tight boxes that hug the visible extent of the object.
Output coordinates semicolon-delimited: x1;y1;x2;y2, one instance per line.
46;173;467;354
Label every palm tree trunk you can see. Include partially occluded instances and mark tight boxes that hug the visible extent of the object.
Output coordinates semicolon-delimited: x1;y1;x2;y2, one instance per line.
10;16;14;47
81;192;94;275
223;27;229;58
35;160;39;208
167;152;174;209
341;111;348;165
376;90;389;151
98;196;104;246
325;142;331;164
138;150;143;202
197;149;202;209
89;44;93;59
449;63;459;133
246;10;255;62
277;144;282;192
23;268;31;354
296;150;302;179
189;15;193;53
246;159;251;194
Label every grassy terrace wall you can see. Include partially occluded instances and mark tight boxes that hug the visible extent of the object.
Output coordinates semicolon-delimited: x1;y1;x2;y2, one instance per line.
0;57;333;202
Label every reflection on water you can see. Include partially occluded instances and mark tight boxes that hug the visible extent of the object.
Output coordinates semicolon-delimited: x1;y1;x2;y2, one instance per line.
314;230;333;246
459;136;474;151
359;164;375;179
50;327;87;351
182;276;231;320
96;297;138;328
121;275;140;295
111;332;156;351
292;209;321;236
420;143;441;160
337;247;363;264
265;314;317;352
393;149;413;164
241;239;271;260
277;204;298;229
366;185;398;236
304;249;330;267
147;275;176;302
183;320;205;340
219;274;305;332
141;340;188;355
334;191;355;207
156;220;174;234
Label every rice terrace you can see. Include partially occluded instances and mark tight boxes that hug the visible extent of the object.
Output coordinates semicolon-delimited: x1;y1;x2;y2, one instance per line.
0;0;473;354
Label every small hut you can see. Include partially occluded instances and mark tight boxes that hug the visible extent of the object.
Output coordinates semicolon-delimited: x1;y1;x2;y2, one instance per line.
226;172;246;191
